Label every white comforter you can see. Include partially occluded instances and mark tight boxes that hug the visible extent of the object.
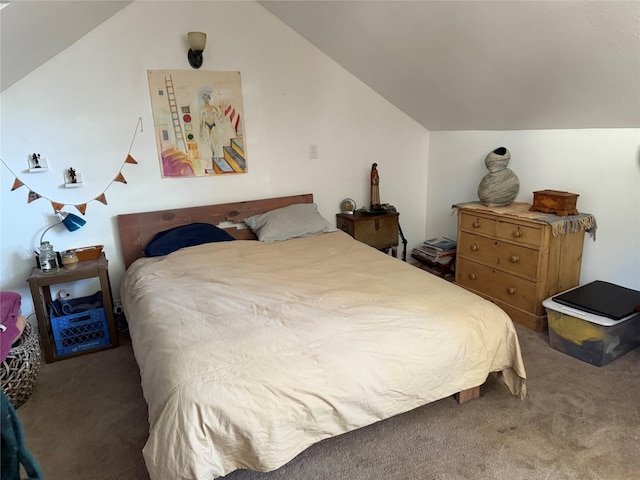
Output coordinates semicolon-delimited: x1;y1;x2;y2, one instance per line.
121;230;526;480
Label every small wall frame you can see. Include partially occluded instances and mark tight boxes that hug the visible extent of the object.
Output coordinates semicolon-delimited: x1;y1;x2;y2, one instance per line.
28;153;48;172
64;167;83;188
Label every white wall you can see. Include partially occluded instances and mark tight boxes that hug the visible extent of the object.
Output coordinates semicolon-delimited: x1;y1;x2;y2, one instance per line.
3;1;637;321
427;129;640;290
0;1;429;314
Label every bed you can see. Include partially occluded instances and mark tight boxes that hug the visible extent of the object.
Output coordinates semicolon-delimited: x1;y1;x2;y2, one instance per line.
117;193;527;480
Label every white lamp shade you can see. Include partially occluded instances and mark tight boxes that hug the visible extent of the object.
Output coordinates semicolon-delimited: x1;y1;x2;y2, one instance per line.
188;32;207;51
38;211;87;246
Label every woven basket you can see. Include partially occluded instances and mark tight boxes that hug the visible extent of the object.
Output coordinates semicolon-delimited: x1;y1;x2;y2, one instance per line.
0;322;41;409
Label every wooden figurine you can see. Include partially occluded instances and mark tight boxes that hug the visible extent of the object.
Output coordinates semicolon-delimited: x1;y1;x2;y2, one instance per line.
64;167;82;188
370;163;380;208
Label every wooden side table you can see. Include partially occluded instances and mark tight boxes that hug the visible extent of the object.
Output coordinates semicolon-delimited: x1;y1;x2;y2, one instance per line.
26;253;119;363
336;211;399;256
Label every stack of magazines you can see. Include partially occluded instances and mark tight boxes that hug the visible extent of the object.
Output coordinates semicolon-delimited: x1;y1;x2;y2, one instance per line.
411;237;457;269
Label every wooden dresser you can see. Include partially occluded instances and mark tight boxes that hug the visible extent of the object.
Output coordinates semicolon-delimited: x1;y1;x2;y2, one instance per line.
454;203;588;332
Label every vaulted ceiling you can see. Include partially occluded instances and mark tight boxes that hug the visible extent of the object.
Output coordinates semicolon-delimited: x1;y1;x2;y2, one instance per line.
0;1;130;93
261;1;640;131
2;1;639;131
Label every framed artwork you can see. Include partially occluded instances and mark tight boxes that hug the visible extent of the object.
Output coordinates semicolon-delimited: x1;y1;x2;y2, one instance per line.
148;70;248;177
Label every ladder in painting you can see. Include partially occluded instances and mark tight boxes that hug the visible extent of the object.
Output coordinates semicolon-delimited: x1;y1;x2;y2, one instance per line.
164;75;187;153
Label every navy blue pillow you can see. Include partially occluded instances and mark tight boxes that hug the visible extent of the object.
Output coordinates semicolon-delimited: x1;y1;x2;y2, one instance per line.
144;223;235;257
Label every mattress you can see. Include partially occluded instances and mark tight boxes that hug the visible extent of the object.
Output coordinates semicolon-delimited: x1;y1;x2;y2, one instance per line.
121;230;527;480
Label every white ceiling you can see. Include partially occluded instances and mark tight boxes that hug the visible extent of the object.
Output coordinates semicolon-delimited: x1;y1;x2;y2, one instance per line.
2;1;639;131
261;1;640;131
0;1;131;92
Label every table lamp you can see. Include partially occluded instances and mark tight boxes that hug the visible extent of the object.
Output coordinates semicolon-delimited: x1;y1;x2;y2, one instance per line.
39;211;86;246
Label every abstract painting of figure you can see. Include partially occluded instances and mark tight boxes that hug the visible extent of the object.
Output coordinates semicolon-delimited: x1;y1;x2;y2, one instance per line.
148;70;248;177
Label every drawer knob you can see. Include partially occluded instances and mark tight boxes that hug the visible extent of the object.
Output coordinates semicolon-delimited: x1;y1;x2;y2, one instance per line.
468;273;477;280
510;255;520;263
471;244;479;251
513;230;522;238
507;286;517;295
472;221;480;228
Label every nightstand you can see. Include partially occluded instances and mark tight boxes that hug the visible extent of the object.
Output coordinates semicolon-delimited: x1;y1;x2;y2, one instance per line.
26;253;119;363
336;211;399;256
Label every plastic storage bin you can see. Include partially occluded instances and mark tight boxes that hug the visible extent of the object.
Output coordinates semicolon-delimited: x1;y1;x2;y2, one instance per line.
543;296;640;367
49;292;111;356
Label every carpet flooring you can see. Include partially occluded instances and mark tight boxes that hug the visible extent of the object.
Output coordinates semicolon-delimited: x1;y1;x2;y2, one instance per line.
15;324;640;480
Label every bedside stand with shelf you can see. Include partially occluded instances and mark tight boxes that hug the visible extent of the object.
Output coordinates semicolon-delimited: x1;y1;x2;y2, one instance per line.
26;253;119;363
410;256;456;282
336;211;399;257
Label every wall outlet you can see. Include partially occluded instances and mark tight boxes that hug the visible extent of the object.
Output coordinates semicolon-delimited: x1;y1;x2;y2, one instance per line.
57;289;72;299
113;299;123;315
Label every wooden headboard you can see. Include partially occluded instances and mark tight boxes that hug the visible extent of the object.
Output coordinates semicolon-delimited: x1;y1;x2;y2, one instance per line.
117;193;314;268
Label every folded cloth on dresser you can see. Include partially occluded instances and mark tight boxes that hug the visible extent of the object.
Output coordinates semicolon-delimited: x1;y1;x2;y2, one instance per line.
452;201;597;240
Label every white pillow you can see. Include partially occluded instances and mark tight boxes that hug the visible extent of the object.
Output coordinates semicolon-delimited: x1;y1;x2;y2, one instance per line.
244;203;336;242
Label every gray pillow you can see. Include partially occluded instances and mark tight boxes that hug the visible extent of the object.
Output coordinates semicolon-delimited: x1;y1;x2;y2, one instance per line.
244;203;336;242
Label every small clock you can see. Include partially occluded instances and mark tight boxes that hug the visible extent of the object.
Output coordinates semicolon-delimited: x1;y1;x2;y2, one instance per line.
340;198;356;214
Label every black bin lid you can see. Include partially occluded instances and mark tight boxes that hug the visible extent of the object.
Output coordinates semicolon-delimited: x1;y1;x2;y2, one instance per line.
553;281;640;321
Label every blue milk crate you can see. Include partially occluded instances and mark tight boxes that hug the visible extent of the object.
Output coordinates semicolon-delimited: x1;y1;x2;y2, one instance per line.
49;292;111;356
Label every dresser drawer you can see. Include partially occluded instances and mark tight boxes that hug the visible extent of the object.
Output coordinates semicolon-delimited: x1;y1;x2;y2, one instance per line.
496;220;542;248
457;232;539;280
336;213;399;250
337;218;355;236
459;212;496;236
353;215;398;249
455;203;586;332
456;258;537;312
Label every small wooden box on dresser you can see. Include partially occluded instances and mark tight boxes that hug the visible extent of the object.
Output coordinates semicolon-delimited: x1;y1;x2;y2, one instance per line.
454;204;587;332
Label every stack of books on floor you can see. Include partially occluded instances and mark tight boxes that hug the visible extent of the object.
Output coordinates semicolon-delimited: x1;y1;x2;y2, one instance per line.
411;237;457;280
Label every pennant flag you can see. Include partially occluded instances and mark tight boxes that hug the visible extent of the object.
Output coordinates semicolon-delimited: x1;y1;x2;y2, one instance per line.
11;178;24;191
8;116;139;210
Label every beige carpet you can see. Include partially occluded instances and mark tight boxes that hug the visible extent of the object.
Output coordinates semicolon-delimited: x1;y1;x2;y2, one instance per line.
15;324;640;480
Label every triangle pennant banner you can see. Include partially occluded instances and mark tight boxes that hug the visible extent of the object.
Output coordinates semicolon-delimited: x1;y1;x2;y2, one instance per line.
11;178;24;191
9;120;139;210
